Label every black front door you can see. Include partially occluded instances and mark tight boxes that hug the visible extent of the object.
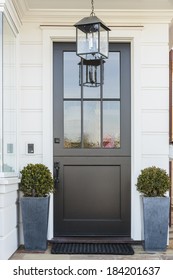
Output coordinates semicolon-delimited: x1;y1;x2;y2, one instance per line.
53;42;131;236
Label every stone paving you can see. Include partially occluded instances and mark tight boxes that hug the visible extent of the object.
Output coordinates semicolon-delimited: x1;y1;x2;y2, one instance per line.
9;240;173;260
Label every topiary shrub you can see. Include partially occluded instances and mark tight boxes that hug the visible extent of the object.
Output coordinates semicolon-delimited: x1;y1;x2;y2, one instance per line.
136;166;170;197
20;163;54;197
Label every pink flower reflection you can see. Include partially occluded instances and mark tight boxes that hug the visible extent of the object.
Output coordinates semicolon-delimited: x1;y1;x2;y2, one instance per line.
103;135;114;148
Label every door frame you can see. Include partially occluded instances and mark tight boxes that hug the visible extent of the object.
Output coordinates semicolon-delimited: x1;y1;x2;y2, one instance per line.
41;26;143;241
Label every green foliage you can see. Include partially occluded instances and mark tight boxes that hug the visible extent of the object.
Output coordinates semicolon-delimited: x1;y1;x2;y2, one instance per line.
136;166;170;197
20;164;54;197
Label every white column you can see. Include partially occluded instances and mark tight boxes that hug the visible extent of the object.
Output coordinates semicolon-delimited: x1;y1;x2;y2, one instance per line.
0;177;20;260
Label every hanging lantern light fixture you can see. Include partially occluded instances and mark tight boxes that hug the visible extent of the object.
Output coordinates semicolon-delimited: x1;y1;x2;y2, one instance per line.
74;0;110;60
79;58;105;87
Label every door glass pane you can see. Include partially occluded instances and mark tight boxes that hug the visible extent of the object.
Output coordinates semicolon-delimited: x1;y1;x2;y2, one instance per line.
63;50;121;150
103;101;120;148
83;85;100;99
64;101;81;148
64;52;80;98
103;52;120;98
83;101;101;148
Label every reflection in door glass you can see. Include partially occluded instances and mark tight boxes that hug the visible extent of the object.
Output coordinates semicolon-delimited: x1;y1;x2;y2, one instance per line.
83;84;100;99
103;52;120;98
64;52;80;98
83;101;101;148
64;101;81;148
63;50;121;149
103;101;120;148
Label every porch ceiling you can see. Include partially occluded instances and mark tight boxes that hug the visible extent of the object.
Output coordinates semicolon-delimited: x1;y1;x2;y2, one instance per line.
13;0;173;10
10;0;173;26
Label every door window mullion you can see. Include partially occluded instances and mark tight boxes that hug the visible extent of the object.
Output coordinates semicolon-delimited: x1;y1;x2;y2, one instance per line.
81;59;84;148
101;61;103;148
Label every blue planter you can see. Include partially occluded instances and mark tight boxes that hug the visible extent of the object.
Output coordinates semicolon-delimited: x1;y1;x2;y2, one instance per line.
142;196;170;251
21;196;50;250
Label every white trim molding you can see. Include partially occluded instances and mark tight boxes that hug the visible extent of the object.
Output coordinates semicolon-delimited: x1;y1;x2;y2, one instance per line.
0;0;21;34
18;10;173;25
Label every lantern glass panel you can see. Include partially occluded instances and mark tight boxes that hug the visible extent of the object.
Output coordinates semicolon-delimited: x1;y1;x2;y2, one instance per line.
79;59;104;88
100;25;109;59
77;29;88;58
77;24;100;60
87;26;98;53
84;64;101;87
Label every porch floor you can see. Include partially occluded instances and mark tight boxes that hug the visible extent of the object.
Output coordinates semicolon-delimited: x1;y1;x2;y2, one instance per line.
9;244;173;260
9;206;173;260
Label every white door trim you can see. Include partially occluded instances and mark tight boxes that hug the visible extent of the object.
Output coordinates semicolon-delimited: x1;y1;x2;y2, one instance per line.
41;25;143;240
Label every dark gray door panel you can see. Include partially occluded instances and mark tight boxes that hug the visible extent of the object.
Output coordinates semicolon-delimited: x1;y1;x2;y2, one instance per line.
53;42;131;237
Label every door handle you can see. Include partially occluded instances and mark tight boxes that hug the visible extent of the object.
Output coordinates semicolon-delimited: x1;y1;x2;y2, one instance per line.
54;161;60;185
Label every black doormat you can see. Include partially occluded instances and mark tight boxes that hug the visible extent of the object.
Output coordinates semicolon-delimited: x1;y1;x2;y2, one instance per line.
51;243;134;255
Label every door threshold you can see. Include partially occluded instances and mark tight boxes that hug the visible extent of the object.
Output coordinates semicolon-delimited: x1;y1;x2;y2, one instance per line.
50;236;141;245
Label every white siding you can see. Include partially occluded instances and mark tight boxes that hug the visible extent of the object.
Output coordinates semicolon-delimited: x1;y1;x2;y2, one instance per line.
141;24;169;171
141;24;169;43
141;89;169;110
19;23;43;169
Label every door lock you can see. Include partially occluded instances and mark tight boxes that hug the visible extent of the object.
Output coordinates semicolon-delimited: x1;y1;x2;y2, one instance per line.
54;138;60;144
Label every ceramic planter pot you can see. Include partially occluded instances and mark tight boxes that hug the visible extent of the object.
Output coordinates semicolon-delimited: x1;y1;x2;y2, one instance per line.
21;196;50;250
142;196;170;251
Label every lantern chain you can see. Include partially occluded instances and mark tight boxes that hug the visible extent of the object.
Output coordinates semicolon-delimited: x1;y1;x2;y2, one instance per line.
90;0;95;16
